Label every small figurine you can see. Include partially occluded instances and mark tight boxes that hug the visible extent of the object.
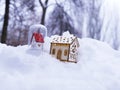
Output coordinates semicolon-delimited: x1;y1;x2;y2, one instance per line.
28;24;47;51
30;32;44;49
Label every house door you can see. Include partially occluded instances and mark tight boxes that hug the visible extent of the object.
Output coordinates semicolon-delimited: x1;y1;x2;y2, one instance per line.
57;49;62;60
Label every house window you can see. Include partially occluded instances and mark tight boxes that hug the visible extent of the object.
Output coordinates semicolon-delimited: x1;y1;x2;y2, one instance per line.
52;48;56;55
64;49;68;56
57;49;62;60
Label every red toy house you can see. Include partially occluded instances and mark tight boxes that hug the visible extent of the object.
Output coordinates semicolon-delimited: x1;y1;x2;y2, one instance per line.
28;24;47;50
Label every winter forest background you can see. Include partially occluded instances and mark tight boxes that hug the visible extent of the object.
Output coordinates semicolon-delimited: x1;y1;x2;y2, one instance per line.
0;0;120;50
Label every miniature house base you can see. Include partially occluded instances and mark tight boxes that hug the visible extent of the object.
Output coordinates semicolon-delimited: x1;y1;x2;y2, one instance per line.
50;34;79;63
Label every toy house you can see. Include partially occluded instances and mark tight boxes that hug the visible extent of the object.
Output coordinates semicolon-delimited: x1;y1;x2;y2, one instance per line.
50;33;79;63
28;24;47;50
30;32;44;49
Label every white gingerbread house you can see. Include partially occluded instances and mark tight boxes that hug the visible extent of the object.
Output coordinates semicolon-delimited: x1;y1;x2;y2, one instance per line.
50;32;79;63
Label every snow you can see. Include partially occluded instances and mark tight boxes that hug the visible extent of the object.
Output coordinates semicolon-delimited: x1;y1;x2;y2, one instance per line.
51;31;76;43
0;35;120;90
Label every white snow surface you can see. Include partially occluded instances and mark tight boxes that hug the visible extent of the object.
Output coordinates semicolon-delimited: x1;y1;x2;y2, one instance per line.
51;31;76;43
0;37;120;90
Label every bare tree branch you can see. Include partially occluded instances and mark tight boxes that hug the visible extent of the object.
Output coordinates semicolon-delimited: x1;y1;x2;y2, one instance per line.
39;0;44;8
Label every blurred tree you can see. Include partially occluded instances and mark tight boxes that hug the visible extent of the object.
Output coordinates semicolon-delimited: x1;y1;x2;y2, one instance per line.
1;0;10;43
7;0;37;46
39;0;49;25
87;0;102;40
70;0;103;39
70;0;85;37
47;1;74;36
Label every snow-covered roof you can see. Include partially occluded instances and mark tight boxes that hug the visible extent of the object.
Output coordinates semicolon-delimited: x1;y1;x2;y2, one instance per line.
51;31;76;44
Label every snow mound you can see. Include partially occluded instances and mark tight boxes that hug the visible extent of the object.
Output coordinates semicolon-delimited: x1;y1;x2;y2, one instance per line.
0;37;120;90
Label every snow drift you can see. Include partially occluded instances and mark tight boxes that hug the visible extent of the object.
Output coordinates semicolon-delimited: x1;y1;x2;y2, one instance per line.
0;37;120;90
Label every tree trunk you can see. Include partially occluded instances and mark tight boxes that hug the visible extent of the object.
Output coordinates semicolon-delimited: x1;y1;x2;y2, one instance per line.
41;8;47;25
39;0;48;25
1;0;10;43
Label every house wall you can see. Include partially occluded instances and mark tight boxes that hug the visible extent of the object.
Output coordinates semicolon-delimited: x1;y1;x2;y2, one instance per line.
50;43;69;61
69;39;79;62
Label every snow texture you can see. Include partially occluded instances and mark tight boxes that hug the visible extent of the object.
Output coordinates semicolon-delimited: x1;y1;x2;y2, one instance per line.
51;31;76;43
0;34;120;90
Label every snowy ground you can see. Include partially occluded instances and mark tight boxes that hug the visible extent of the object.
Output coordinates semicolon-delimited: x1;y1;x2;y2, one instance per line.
0;37;120;90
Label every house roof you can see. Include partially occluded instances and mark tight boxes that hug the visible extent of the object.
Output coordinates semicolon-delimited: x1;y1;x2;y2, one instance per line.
31;32;44;43
51;35;76;44
51;32;80;48
51;31;78;44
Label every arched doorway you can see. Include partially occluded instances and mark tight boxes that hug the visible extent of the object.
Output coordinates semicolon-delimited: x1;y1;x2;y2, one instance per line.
57;49;62;60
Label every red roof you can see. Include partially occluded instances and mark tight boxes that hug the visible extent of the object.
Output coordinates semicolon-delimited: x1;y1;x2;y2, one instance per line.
31;32;44;43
